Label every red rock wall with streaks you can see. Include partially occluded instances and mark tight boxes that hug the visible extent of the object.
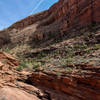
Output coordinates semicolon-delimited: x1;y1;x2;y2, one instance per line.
52;0;100;34
0;0;99;46
33;0;100;41
8;0;100;32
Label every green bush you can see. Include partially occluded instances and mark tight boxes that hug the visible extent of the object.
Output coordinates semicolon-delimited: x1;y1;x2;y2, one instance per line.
33;62;42;70
16;65;24;71
16;59;42;71
95;44;100;49
56;72;62;76
1;47;10;53
65;67;73;73
61;57;74;67
74;44;88;51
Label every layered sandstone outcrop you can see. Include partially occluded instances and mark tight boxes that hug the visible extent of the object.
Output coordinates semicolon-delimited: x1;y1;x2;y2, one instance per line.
0;52;79;100
0;51;100;100
28;64;100;100
0;52;42;100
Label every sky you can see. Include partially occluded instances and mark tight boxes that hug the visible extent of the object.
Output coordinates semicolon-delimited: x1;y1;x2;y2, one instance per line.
0;0;58;30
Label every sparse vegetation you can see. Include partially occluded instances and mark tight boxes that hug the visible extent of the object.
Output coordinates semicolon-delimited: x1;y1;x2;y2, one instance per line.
95;44;100;49
16;59;43;72
61;57;74;67
37;52;47;58
1;29;99;75
15;40;100;72
0;47;10;53
74;44;88;50
65;67;73;73
16;65;24;71
56;72;62;76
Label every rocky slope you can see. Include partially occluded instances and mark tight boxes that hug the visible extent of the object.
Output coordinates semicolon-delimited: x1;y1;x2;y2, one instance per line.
0;52;68;100
0;47;100;100
0;0;100;100
0;0;100;47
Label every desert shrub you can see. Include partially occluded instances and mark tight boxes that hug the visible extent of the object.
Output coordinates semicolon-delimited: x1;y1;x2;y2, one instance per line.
16;59;42;71
32;62;42;70
61;57;74;67
65;67;73;73
95;44;100;49
65;57;73;65
0;47;10;53
56;72;62;76
74;44;88;50
67;50;74;57
16;65;24;71
38;52;47;58
16;60;27;71
83;32;96;42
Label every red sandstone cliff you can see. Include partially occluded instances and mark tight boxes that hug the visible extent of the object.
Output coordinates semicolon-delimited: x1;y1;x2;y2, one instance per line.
8;0;100;30
0;0;100;47
0;1;100;100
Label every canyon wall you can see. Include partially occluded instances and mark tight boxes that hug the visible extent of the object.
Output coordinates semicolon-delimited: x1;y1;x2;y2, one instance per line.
0;0;100;46
8;0;100;31
32;0;100;42
57;0;100;34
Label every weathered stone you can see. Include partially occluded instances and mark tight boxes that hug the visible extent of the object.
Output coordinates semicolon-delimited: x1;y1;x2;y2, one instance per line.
0;86;40;100
28;65;100;100
0;52;19;66
0;0;100;47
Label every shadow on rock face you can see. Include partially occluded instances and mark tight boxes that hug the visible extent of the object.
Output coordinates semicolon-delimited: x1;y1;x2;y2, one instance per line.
0;30;11;48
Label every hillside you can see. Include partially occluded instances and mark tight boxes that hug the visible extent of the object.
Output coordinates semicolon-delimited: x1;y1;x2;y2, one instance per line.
0;0;100;100
0;0;100;47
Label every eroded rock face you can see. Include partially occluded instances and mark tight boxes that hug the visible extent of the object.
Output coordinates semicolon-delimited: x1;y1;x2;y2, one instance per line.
0;52;71;100
0;52;19;87
28;64;100;100
0;1;100;99
0;0;100;47
0;52;19;66
0;30;11;47
0;51;100;100
0;53;40;99
8;0;100;30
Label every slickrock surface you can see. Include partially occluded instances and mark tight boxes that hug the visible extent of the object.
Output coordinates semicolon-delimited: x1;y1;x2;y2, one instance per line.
0;87;40;100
